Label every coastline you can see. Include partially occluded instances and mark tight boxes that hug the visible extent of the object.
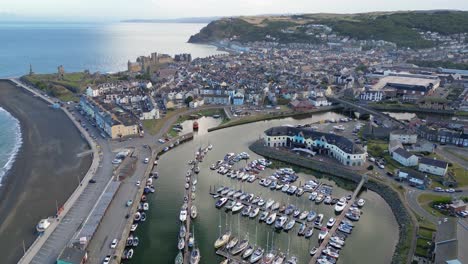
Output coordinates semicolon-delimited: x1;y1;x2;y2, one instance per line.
0;107;22;185
0;80;92;264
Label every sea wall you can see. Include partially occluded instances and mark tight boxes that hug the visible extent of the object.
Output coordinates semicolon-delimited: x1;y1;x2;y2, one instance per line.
249;140;412;264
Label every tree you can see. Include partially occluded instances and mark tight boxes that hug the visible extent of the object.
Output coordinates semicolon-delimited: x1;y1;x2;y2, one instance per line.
185;96;193;105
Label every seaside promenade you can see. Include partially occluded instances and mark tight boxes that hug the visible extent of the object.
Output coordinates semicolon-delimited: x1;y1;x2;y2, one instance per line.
11;79;104;264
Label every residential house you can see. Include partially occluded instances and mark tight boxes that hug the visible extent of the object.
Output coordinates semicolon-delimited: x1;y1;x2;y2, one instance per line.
390;130;418;144
391;147;419;167
418;157;448;177
86;86;100;97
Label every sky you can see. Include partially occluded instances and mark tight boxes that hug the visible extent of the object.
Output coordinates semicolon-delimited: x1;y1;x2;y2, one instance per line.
1;0;468;21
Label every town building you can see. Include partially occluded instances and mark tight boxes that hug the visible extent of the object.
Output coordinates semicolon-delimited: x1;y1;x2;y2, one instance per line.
86;86;100;97
418;126;468;147
204;94;231;105
396;169;429;189
418;157;448;177
309;96;331;107
392;147;419;167
80;96;139;139
390;130;418;144
359;90;384;101
290;99;315;111
264;126;367;166
431;218;468;264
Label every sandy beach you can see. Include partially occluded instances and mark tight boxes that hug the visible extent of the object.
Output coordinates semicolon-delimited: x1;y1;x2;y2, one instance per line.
0;80;92;264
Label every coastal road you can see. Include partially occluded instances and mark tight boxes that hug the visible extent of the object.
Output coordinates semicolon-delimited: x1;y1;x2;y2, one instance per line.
28;142;114;264
86;146;151;263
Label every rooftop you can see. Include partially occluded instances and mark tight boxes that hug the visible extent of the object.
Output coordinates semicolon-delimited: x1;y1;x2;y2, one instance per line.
393;147;415;159
419;157;448;169
373;76;440;90
265;126;364;154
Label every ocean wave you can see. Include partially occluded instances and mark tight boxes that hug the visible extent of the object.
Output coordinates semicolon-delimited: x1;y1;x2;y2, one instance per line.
0;107;23;186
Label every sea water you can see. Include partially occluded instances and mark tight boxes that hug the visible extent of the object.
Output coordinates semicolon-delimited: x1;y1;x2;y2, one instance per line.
0;107;22;185
0;22;224;77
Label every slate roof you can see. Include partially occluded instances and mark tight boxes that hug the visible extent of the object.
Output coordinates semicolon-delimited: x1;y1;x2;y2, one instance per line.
265;126;364;154
393;147;415;159
419;157;448;169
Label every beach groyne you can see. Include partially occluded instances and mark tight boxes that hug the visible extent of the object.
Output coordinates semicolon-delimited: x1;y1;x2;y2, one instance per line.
249;140;413;264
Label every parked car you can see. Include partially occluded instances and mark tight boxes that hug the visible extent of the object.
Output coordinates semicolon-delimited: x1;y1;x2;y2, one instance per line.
144;158;149;164
126;200;133;207
368;157;375;162
433;187;444;192
88;179;96;183
136;181;140;186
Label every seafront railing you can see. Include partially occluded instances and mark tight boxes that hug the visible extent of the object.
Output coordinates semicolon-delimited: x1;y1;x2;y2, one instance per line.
12;78;101;264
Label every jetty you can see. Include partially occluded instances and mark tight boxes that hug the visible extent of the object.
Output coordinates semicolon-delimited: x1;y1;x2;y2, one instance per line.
216;248;249;264
183;146;210;264
309;176;367;264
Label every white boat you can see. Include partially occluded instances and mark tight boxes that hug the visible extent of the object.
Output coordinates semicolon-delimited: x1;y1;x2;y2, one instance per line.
180;210;187;222
190;248;200;264
215;197;228;208
266;213;277;225
249;207;260;218
243;245;254;259
232;202;245;213
36;218;51;233
357;198;365;207
191;205;198;219
143;202;149;211
250;247;264;263
265;199;275;210
326;217;336;228
226;237;239;250
214;231;231;248
318;227;329;241
314;214;324;226
299;210;309;220
178;238;185;250
335;198;347;213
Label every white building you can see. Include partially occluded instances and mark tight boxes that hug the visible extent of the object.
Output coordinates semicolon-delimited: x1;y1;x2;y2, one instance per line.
359;90;384;101
189;98;205;108
391;148;419;167
309;96;331;107
418;157;448;177
264;126;366;166
390;130;418;144
140;108;159;120
86;86;100;97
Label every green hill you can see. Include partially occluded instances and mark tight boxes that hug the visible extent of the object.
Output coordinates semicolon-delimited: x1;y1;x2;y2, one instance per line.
188;11;468;49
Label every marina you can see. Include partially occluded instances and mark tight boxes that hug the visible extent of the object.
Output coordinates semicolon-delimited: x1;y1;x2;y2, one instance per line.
128;114;398;264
